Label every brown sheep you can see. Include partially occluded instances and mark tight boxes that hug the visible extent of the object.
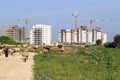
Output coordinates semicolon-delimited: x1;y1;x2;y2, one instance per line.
21;52;29;62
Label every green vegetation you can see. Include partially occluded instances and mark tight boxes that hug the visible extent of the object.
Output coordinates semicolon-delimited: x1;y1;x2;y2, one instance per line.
104;34;120;48
96;39;102;45
104;42;116;48
33;45;120;80
114;34;120;48
0;36;22;45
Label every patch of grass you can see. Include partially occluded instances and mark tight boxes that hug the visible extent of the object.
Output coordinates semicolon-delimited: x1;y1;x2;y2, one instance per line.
33;45;120;80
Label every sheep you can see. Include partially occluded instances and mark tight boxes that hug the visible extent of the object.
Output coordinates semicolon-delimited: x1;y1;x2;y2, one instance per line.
0;47;4;56
43;48;49;54
21;52;29;62
42;46;50;54
8;48;14;55
13;48;20;51
0;49;4;56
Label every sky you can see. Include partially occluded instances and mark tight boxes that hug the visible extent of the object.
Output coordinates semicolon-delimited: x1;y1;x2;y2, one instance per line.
0;0;120;42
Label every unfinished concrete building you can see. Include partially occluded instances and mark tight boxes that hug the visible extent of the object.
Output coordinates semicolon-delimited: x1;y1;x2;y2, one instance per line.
2;25;25;43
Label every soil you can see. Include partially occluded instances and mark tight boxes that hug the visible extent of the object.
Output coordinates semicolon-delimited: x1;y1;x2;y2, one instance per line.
0;52;35;80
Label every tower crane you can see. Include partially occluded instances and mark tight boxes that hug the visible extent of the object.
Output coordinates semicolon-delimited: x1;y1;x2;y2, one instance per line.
17;18;31;43
84;19;112;32
17;18;41;43
72;11;79;29
72;11;91;30
71;11;91;43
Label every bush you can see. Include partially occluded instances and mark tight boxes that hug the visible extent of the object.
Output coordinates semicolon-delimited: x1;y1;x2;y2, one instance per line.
104;42;116;48
0;36;22;45
114;34;120;48
96;39;102;45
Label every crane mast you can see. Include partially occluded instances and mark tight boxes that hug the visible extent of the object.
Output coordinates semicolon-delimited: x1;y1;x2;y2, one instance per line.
17;18;41;43
17;18;30;43
25;18;29;42
90;20;93;33
72;14;78;29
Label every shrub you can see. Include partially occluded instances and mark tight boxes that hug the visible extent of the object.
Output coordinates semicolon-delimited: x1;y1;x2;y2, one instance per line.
104;42;116;48
114;34;120;48
96;39;102;45
0;36;22;45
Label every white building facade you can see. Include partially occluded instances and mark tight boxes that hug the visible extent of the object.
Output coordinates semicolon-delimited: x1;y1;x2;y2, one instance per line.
66;29;72;43
30;24;51;45
58;29;66;43
88;32;92;44
102;33;107;44
92;28;107;44
58;26;107;45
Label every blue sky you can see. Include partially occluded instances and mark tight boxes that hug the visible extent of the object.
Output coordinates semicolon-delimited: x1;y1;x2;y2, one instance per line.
0;0;120;41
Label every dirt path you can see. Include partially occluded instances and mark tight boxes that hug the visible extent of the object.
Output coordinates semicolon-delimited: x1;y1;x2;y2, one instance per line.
0;52;35;80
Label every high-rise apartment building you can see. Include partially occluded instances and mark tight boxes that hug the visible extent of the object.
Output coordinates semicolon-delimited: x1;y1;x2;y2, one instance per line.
30;24;51;45
58;29;72;44
88;32;92;44
92;28;107;44
58;26;89;44
58;26;107;45
58;29;66;43
102;33;107;44
81;26;88;43
2;25;25;42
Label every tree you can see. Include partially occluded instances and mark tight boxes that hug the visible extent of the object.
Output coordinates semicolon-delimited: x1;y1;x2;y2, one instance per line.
104;42;116;48
114;34;120;48
0;36;21;45
96;39;102;45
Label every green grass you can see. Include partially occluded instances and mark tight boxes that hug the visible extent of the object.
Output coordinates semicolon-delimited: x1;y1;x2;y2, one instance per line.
33;46;120;80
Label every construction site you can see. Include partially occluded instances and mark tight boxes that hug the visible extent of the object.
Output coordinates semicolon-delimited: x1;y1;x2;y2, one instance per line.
1;10;113;47
58;12;108;45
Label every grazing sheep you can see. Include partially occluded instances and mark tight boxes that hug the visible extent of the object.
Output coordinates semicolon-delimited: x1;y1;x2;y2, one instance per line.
13;48;20;51
21;52;29;62
43;48;49;54
0;49;4;55
57;45;64;52
8;48;14;55
43;46;50;53
0;47;4;56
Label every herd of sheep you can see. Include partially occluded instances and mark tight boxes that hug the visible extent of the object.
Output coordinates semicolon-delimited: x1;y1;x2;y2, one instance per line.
0;44;31;62
0;44;65;62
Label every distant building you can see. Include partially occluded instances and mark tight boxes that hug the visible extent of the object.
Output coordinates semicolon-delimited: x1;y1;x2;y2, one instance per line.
81;26;88;43
58;26;107;45
2;25;25;42
88;32;92;44
66;29;72;43
58;29;72;44
92;28;107;44
102;33;107;44
58;29;66;43
30;24;51;45
58;26;89;44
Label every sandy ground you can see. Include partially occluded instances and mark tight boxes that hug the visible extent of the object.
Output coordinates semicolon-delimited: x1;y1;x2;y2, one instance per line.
0;52;35;80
